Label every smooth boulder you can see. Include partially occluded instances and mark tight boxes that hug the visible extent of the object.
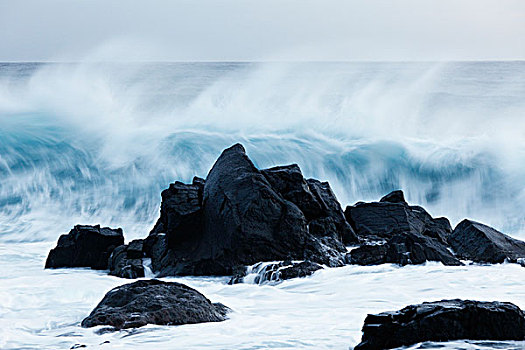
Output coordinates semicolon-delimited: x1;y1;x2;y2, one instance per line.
45;225;124;270
81;279;229;329
354;299;525;350
448;219;525;263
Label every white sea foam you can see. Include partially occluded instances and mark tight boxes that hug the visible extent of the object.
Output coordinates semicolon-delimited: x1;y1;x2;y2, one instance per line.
2;242;525;349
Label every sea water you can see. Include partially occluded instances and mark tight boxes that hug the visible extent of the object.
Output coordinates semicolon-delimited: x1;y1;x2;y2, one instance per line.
1;61;524;349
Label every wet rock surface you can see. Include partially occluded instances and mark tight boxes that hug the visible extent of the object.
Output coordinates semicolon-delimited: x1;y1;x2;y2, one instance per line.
345;190;452;243
229;260;323;284
108;239;145;279
149;177;204;249
348;231;461;266
146;144;348;276
354;299;525;350
345;191;459;266
44;146;525;280
81;279;229;330
449;219;525;263
45;225;124;270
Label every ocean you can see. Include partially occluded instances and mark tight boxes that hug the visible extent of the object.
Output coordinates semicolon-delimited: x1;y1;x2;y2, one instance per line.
1;61;524;349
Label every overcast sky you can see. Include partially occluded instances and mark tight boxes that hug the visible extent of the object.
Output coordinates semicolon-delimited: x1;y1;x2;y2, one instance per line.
0;0;524;61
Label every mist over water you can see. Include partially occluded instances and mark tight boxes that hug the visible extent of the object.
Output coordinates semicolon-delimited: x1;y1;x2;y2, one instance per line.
1;61;524;243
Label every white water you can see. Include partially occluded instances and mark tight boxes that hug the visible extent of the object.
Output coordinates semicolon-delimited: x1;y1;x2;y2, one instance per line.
2;243;525;349
1;62;525;349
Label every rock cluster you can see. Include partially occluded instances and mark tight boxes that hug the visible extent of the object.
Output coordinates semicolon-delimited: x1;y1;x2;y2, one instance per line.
144;144;352;277
43;143;525;337
345;191;461;266
46;144;525;278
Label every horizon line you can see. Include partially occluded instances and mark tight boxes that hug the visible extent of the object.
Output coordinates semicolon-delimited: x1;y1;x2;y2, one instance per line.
1;59;524;64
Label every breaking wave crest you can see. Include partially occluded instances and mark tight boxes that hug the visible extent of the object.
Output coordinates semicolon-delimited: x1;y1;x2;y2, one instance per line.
0;61;524;242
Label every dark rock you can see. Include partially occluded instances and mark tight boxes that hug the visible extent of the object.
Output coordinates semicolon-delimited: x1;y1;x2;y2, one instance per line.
306;179;358;244
448;219;525;263
347;244;388;266
81;279;229;330
345;191;451;243
149;179;204;249
261;164;322;220
344;190;458;266
279;261;323;280
229;260;323;284
379;189;406;204
354;299;525;350
45;225;124;270
108;240;145;279
143;232;173;273
126;239;144;259
261;163;357;244
349;232;461;266
147;144;347;276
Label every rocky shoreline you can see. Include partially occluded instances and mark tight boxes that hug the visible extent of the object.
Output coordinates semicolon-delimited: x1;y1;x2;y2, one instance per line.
44;144;525;348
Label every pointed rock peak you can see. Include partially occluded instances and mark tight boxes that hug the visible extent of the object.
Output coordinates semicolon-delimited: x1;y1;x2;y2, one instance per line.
223;143;246;155
379;190;406;204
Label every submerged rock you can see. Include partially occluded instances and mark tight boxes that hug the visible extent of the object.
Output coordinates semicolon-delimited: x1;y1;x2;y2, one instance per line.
147;144;348;276
45;225;124;270
354;299;525;350
108;239;145;279
448;219;525;263
345;191;459;266
348;231;461;266
279;261;323;280
229;260;323;284
81;279;229;329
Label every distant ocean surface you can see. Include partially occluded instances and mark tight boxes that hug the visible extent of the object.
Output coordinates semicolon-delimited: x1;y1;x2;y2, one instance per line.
1;62;524;349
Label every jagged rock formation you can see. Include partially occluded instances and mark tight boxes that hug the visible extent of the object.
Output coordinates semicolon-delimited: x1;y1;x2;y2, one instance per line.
145;144;351;276
108;239;145;279
45;225;124;270
345;191;460;266
449;219;525;263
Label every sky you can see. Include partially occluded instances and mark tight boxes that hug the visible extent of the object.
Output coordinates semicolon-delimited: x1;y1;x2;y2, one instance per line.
0;0;524;62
